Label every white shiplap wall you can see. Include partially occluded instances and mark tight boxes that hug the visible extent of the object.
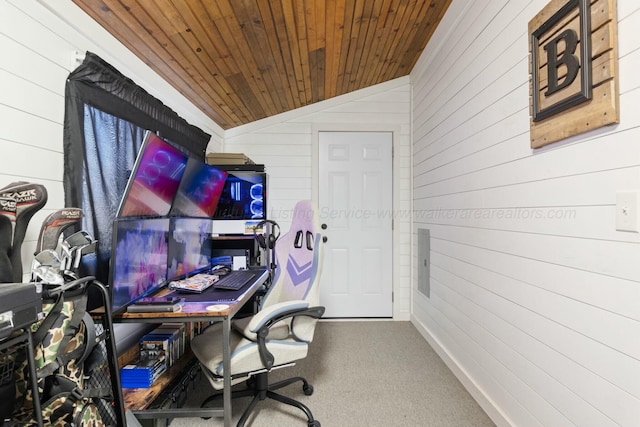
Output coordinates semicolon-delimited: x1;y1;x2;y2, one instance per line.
411;0;640;426
0;0;223;280
224;78;413;319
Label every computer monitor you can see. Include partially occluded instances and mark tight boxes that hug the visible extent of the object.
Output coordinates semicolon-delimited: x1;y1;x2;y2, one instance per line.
169;157;227;218
117;131;188;218
109;217;170;312
213;171;267;221
167;217;212;280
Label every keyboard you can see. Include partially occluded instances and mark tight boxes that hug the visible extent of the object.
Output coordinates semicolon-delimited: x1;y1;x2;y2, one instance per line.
213;270;256;291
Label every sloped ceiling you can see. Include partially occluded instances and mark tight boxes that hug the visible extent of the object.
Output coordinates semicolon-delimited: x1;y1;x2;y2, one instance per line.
72;0;452;129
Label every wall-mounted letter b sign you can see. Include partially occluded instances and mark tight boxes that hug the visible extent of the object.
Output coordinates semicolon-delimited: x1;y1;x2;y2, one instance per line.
528;0;620;149
531;0;591;122
544;29;579;96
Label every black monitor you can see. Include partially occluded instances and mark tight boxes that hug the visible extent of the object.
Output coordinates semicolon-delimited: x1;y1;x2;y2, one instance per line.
167;217;212;280
109;217;170;312
213;171;267;220
117;132;188;218
169;157;227;218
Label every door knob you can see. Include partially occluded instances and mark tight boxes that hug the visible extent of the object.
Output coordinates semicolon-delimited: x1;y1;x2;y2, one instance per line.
321;223;327;229
322;236;328;243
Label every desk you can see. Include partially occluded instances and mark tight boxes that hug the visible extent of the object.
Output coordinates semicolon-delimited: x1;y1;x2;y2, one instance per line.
115;267;269;427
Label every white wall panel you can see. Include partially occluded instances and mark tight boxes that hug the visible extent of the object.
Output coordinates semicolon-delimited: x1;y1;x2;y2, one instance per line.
411;0;640;426
0;106;63;151
0;0;223;281
224;81;412;319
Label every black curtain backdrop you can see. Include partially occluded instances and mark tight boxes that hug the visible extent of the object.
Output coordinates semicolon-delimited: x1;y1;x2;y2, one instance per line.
63;52;211;294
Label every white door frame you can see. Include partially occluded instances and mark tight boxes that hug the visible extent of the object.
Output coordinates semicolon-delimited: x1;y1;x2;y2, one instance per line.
311;123;406;320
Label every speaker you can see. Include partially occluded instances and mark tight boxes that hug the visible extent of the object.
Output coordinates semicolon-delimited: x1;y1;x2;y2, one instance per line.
253;220;280;249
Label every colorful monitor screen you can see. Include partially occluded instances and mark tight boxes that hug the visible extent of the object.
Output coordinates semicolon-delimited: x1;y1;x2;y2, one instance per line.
169;158;227;218
117;132;188;218
167;217;212;279
213;172;267;220
109;218;170;312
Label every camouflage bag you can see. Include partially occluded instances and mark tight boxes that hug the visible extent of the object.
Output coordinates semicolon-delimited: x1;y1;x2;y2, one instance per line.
13;277;111;426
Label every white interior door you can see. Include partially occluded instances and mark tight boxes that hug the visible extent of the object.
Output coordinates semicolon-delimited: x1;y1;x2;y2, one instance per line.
318;131;393;317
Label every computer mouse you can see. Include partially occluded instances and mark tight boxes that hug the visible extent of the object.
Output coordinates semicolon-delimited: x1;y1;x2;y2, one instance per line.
211;265;231;275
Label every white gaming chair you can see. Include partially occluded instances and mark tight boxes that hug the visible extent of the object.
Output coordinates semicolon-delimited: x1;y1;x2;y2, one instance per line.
191;200;325;427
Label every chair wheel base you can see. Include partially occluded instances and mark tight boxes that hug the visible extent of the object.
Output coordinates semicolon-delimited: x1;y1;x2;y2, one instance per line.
303;384;314;396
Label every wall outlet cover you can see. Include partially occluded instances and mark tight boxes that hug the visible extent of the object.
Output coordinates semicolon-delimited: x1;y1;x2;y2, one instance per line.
615;191;639;232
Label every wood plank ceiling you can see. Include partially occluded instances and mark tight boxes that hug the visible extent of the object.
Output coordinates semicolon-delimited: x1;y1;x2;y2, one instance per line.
72;0;452;130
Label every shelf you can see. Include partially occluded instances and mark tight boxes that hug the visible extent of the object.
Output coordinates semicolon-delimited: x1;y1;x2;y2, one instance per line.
122;350;195;411
210;234;255;240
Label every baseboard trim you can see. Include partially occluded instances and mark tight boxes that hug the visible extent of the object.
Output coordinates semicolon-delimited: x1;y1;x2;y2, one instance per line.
410;314;512;427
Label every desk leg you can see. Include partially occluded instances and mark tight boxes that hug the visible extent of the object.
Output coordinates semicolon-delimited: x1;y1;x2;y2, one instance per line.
223;315;232;427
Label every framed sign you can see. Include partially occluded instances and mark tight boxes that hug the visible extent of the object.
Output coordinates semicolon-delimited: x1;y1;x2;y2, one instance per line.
529;0;619;148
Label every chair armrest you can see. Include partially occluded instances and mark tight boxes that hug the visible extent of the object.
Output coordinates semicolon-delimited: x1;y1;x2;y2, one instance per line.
255;305;325;370
246;300;309;333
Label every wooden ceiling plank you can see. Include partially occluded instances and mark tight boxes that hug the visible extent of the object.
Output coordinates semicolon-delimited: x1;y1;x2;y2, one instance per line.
370;0;406;84
305;0;318;52
74;0;238;127
302;0;320;101
367;0;406;82
309;48;322;103
137;0;251;123
332;0;347;95
335;0;357;96
347;0;381;93
306;0;327;102
203;0;277;120
340;0;367;95
175;1;236;80
323;0;337;99
293;0;312;105
255;0;297;112
384;0;432;79
368;0;414;86
252;0;297;114
161;0;254;121
396;0;452;76
197;0;284;120
208;0;278;117
261;0;302;110
227;72;266;119
356;0;392;88
315;0;327;53
228;0;286;116
280;0;310;106
132;0;245;124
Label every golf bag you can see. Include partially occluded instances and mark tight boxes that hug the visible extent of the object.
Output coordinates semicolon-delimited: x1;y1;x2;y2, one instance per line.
12;277;112;426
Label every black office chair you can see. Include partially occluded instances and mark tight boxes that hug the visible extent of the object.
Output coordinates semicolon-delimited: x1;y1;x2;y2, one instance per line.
191;200;325;426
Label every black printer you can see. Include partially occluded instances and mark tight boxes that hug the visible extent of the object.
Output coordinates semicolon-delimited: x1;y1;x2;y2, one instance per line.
0;283;41;340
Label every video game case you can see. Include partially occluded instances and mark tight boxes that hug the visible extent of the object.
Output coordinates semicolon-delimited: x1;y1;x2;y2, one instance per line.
121;362;167;388
148;324;184;365
141;334;173;366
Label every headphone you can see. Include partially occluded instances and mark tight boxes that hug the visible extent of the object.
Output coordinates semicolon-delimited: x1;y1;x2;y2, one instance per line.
253;220;280;249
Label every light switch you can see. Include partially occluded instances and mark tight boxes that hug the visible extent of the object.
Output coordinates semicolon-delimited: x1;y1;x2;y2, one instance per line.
616;191;639;232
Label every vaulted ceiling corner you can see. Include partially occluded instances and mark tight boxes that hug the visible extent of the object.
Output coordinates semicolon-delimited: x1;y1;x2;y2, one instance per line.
73;0;452;129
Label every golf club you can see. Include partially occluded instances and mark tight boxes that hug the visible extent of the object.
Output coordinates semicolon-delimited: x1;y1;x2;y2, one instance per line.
0;181;48;282
35;208;83;254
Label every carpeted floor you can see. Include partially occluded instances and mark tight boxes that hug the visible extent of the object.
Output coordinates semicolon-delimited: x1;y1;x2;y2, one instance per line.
165;321;495;427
